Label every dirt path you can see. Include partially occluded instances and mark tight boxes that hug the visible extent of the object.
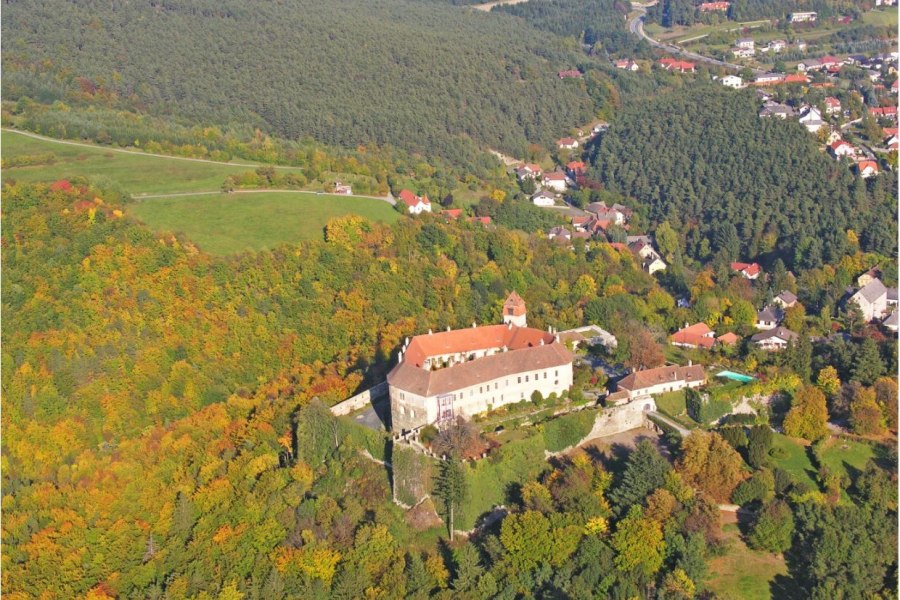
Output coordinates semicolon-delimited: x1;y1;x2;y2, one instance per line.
472;0;531;12
133;188;396;205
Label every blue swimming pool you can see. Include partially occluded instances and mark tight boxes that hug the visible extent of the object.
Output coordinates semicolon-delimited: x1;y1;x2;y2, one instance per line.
717;370;756;383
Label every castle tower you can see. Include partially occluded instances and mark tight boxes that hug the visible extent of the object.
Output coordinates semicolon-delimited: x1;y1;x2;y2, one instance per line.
502;291;527;327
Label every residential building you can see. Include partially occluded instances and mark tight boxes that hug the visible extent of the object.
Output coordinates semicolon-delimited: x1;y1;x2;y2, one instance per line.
789;11;817;22
731;262;762;280
765;40;787;53
824;96;841;115
883;311;898;333
773;290;798;308
548;226;571;241
870;106;898;120
333;181;353;195
532;190;556;207
756;306;783;330
616;364;707;400
720;75;744;89
398;189;432;214
759;101;795;118
755;73;785;86
659;58;696;72
699;1;730;10
751;326;799;350
671;323;716;349
557;137;579;150
799;106;825;133
542;171;568;192
615;59;640;71
732;47;755;59
735;38;755;50
848;278;889;321
829;139;856;158
717;332;741;346
856;160;879;178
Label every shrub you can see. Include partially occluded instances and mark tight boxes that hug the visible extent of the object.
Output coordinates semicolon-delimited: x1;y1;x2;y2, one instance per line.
419;425;439;446
686;389;733;424
732;470;775;505
719;426;748;450
768;446;788;460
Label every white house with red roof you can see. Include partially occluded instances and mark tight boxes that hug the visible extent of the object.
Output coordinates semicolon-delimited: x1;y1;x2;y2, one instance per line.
671;323;716;349
856;160;879;178
615;59;640;71
870;106;898;120
557;137;579;150
542;171;568;192
829;139;857;159
731;262;762;280
398;189;432;214
824;97;841;115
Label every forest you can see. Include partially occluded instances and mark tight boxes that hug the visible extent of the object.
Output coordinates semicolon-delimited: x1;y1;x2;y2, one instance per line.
649;0;861;26
495;0;652;57
588;85;898;269
1;0;596;165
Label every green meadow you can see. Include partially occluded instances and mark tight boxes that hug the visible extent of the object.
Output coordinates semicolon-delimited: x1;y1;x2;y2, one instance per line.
129;191;399;255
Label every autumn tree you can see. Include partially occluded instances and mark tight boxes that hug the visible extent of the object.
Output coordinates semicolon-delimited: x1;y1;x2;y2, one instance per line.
849;386;886;436
625;326;665;371
676;431;747;503
783;303;806;332
499;510;553;571
873;377;898;431
816;366;842;399
783;385;829;441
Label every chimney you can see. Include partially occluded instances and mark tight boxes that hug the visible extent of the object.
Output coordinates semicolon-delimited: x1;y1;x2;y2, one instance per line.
428;329;433;335
446;325;451;332
508;322;512;329
688;359;692;366
555;334;560;343
399;350;404;362
540;339;544;346
472;321;477;328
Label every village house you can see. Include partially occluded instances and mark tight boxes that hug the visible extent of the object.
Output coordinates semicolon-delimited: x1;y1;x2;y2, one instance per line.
870;106;898;121
829;139;857;159
659;58;696;73
732;46;755;59
441;208;463;221
731;262;762;280
856;160;879;178
764;40;787;53
735;38;755;50
671;323;716;349
720;75;745;89
388;294;573;432
751;326;799;350
799;106;826;133
848;278;890;321
615;59;640;71
542;171;568;192
756;306;783;330
759;101;795;119
783;73;810;85
398;189;432;214
773;290;798;309
883;311;898;333
824;97;841;115
755;73;785;86
557;137;579;150
615;363;707;400
566;161;586;179
629;239;667;274
699;1;729;10
333;181;353;195
515;163;542;181
858;266;882;287
717;332;741;347
532;190;556;207
547;226;571;241
789;11;817;23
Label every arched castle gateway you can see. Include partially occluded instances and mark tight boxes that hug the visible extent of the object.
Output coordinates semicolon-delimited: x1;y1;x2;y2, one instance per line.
388;293;574;433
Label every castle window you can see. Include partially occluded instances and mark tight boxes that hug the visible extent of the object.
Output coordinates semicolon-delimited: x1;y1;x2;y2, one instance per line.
544;372;547;379
525;375;529;382
518;377;521;384
494;382;498;390
521;392;525;399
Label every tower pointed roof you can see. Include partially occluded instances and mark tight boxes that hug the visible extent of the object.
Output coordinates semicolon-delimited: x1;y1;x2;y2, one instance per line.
504;291;525;308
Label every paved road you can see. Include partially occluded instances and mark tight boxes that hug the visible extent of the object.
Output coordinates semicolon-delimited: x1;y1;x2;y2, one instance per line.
647;411;693;437
628;4;763;75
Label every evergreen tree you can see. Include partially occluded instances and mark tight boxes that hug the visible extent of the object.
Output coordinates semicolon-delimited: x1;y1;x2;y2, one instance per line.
608;440;671;511
852;338;885;386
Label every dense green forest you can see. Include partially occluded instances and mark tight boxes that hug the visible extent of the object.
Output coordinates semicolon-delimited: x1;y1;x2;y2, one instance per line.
495;0;652;57
1;0;596;165
588;86;898;269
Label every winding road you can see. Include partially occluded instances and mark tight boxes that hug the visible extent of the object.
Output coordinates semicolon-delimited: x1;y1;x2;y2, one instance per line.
628;2;763;74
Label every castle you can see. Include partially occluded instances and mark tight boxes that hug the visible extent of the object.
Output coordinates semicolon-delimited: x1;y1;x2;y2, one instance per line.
388;293;574;432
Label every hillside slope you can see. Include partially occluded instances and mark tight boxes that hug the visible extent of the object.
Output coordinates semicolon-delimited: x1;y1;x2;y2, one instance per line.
2;0;595;164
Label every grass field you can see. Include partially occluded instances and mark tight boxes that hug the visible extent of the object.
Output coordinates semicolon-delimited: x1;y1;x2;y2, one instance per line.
817;437;875;479
656;390;687;418
862;7;899;27
129;192;399;255
706;523;795;600
1;130;311;195
768;434;818;490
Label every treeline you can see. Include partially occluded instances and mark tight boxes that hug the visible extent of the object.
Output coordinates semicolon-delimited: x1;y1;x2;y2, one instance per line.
588;85;898;269
1;0;596;165
649;0;858;26
495;0;652;57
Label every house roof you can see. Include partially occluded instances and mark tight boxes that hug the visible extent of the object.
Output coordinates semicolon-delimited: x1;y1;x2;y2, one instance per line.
757;306;782;322
731;262;761;276
558;137;577;146
567;161;586;171
825;96;841;106
544;171;567;181
776;290;798;304
401;323;551;369
717;332;741;345
442;209;463;219
389;339;572;397
671;323;715;348
467;216;492;225
855;278;887;303
609;242;629;251
399;189;429;207
884;311;898;327
751;327;799;343
857;160;879;173
617;364;706;393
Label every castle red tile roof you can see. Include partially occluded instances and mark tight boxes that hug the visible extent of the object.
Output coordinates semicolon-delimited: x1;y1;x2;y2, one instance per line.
388;326;572;396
